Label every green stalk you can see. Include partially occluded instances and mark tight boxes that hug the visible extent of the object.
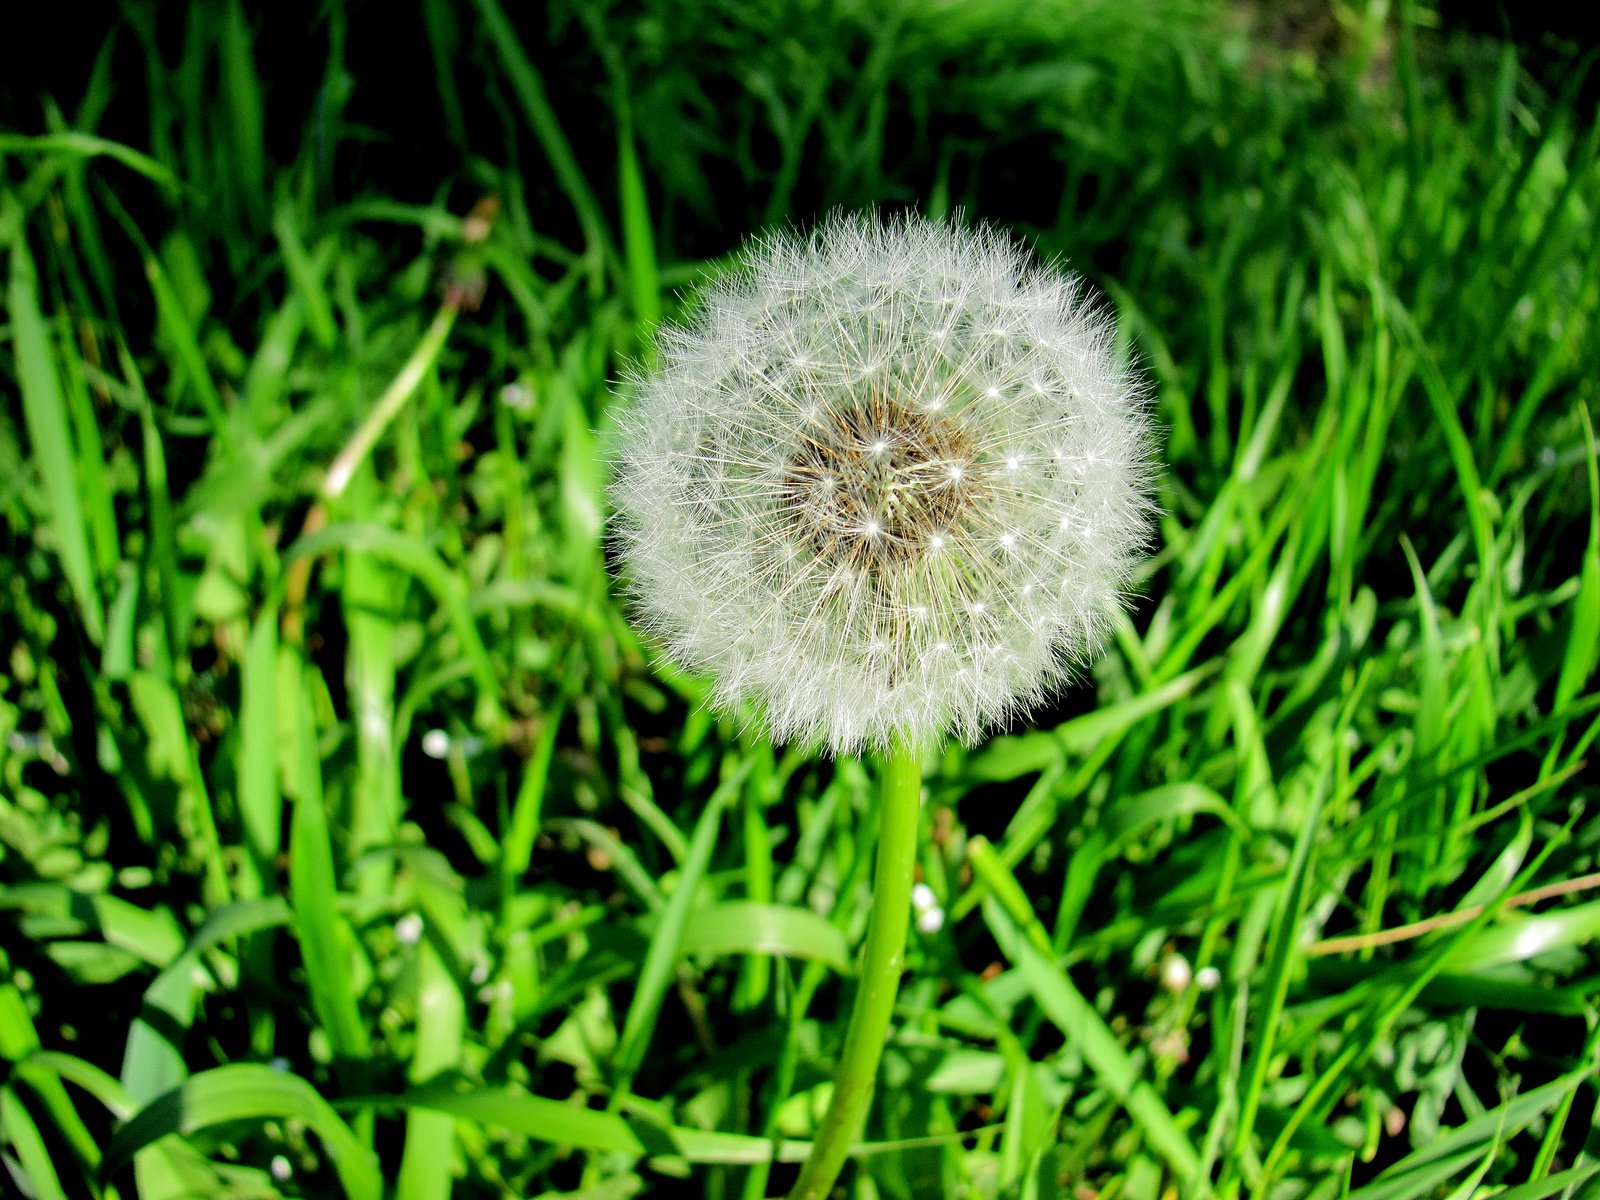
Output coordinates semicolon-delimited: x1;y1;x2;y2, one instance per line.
787;739;922;1200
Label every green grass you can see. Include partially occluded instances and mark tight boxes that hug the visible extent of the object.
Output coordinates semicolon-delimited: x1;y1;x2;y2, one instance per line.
2;1;1598;1197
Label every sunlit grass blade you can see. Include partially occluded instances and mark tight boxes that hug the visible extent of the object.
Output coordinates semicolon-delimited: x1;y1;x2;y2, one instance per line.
6;224;103;643
617;103;661;329
612;757;754;1089
395;939;465;1200
280;521;506;735
969;837;1202;1187
473;0;616;288
286;657;374;1076
218;0;266;231
392;1082;814;1165
1345;1071;1592;1200
0;1086;69;1200
105;1064;382;1200
0;131;183;192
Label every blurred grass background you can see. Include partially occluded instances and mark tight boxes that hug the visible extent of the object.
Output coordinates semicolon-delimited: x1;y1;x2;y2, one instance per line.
1;1;1597;1197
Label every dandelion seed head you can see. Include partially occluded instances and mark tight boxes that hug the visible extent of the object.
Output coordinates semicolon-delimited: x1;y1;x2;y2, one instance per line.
610;212;1157;754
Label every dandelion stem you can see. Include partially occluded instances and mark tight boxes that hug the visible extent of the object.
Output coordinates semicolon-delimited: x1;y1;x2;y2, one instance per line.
787;739;921;1200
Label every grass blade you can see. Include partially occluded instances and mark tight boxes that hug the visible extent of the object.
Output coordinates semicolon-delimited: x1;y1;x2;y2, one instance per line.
287;657;373;1074
105;1064;382;1200
970;837;1202;1186
6;226;103;643
613;757;753;1086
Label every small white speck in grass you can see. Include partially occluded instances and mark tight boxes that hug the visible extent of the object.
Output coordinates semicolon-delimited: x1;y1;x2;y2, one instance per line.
1159;952;1192;993
270;1156;293;1183
911;881;945;933
395;913;424;946
499;380;534;411
478;979;513;1005
421;729;451;759
1195;965;1222;992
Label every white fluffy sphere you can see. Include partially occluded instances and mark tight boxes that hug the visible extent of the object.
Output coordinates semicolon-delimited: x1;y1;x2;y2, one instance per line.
610;212;1155;754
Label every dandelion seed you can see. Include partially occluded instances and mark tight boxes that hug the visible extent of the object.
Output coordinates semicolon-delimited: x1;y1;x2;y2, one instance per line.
610;212;1155;754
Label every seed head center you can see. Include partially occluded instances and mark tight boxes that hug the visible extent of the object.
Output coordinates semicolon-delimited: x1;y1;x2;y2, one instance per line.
780;395;980;572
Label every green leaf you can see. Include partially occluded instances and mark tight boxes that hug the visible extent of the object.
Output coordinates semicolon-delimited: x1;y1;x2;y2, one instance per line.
286;662;372;1069
398;1082;812;1166
235;613;282;895
1100;782;1251;848
0;883;186;966
970;839;1201;1184
0;132;183;190
396;939;466;1200
614;758;754;1082
1488;1165;1600;1200
280;522;505;735
1346;1074;1586;1200
677;901;852;973
123;898;293;1105
1447;900;1600;973
966;665;1214;781
0;1085;70;1200
104;1065;382;1200
6;228;102;642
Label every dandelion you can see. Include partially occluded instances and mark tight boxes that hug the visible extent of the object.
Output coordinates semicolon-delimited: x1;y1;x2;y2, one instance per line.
610;212;1153;755
609;211;1155;1200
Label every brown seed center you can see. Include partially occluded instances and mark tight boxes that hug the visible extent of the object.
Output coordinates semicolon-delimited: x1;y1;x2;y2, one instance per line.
779;394;980;572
